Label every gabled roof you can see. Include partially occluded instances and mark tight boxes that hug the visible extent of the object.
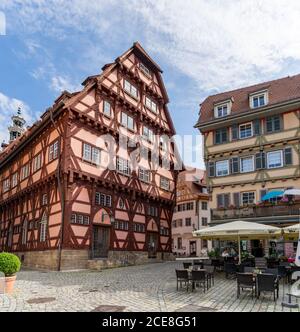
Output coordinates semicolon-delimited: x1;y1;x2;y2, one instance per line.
196;73;300;127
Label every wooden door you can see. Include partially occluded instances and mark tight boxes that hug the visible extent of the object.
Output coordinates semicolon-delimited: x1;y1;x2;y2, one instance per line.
92;226;110;258
148;232;158;258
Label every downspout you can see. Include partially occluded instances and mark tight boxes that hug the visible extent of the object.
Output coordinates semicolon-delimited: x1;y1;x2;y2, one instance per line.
49;108;65;271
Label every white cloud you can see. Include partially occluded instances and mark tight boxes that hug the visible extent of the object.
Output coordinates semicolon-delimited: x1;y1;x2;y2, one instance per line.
0;11;5;35
0;92;34;144
50;75;81;93
2;0;300;97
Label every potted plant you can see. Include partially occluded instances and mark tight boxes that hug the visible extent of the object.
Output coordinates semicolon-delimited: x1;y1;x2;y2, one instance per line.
0;252;21;294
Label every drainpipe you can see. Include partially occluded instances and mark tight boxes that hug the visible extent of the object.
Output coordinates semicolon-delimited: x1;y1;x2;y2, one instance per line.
49;108;65;271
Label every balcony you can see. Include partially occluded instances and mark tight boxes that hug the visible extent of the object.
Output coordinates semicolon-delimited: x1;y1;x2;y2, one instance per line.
211;202;300;223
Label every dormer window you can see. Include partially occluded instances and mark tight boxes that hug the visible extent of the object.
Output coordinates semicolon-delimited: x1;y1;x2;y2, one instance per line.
139;63;151;77
214;100;232;118
250;91;268;109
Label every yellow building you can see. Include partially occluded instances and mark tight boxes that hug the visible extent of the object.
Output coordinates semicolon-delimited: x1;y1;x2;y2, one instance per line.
195;74;300;257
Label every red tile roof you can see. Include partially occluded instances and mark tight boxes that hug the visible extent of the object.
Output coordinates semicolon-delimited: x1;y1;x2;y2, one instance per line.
196;73;300;126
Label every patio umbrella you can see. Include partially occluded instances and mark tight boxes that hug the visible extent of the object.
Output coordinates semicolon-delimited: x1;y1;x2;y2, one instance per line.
193;221;281;264
261;190;284;201
283;224;300;241
283;189;300;196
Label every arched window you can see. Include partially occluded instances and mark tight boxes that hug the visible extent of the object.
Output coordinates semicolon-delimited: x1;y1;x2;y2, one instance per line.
22;219;28;245
40;212;48;242
119;198;125;210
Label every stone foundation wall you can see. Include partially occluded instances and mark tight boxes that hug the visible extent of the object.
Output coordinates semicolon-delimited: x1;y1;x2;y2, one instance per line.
15;249;89;271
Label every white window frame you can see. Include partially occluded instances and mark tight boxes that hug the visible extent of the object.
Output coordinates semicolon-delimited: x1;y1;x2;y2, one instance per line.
160;176;170;191
103;100;112;117
21;163;30;181
121;112;134;131
33;153;42;173
267;150;283;169
11;172;18;188
40;212;47;242
239;122;253;139
216;160;229;177
118;199;125;210
139;167;151;183
241;192;256;205
124;80;138;99
240;156;254;173
250;91;268;109
214;101;231;118
145;97;157;114
83;143;101;165
142;126;154;143
3;178;10;193
116;157;131;176
49;140;59;162
139;63;151;77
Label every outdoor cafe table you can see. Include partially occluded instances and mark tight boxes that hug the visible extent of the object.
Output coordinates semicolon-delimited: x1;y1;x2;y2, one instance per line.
184;267;210;291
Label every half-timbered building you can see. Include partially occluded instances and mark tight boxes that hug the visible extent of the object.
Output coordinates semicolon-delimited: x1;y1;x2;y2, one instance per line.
0;42;178;270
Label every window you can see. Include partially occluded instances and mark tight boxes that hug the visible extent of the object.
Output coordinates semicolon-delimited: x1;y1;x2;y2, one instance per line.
49;140;59;161
148;206;158;217
118;199;125;210
172;221;177;228
176;202;194;212
3;178;10;193
103;101;112;117
42;194;48;206
114;220;129;231
95;192;112;207
177;238;183;250
40;213;47;242
240;156;254;173
239;123;253;139
201;202;208;210
214;103;229;118
143;126;154;143
71;214;90;225
134;223;145;233
202;218;208;226
124;80;138;98
33;153;42;172
11;172;18;188
250;92;267;108
140;63;151;76
185;218;192;227
215;128;228;144
121;112;134;131
139;168;151;183
83;143;101;165
267;151;283;169
160;137;168;151
160;176;170;191
22;219;28;245
145;97;157;113
217;194;230;208
216;160;229;177
266;115;281;133
160;227;169;236
116;157;131;176
241;192;255;205
20;163;30;180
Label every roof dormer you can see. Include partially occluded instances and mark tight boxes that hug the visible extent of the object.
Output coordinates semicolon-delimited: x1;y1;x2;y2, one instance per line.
214;98;233;119
249;89;268;109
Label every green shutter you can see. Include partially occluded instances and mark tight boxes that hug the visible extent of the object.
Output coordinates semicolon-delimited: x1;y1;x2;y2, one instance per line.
284;148;293;166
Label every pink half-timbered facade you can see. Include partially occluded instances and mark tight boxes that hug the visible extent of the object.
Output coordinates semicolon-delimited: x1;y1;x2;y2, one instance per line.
0;43;178;270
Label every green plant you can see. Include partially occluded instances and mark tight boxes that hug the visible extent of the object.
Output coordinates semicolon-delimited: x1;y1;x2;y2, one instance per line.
0;252;21;277
208;249;217;258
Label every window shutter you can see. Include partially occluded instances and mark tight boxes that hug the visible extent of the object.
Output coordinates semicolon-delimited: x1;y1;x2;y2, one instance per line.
261;152;266;169
266;117;273;133
284;148;293;166
217;195;223;208
253;119;261;136
224;194;230;208
256;152;265;170
215;130;221;144
260;190;267;202
232;125;238;141
208;162;215;177
233;193;240;207
221;129;228;143
230;157;239;174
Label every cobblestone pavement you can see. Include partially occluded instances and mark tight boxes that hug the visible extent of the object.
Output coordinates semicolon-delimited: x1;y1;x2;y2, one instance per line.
0;262;299;312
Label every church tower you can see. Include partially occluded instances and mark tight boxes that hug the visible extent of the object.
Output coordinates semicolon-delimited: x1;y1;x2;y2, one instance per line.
8;106;26;142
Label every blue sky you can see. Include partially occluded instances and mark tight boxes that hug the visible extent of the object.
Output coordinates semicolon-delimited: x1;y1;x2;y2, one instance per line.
1;1;300;167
